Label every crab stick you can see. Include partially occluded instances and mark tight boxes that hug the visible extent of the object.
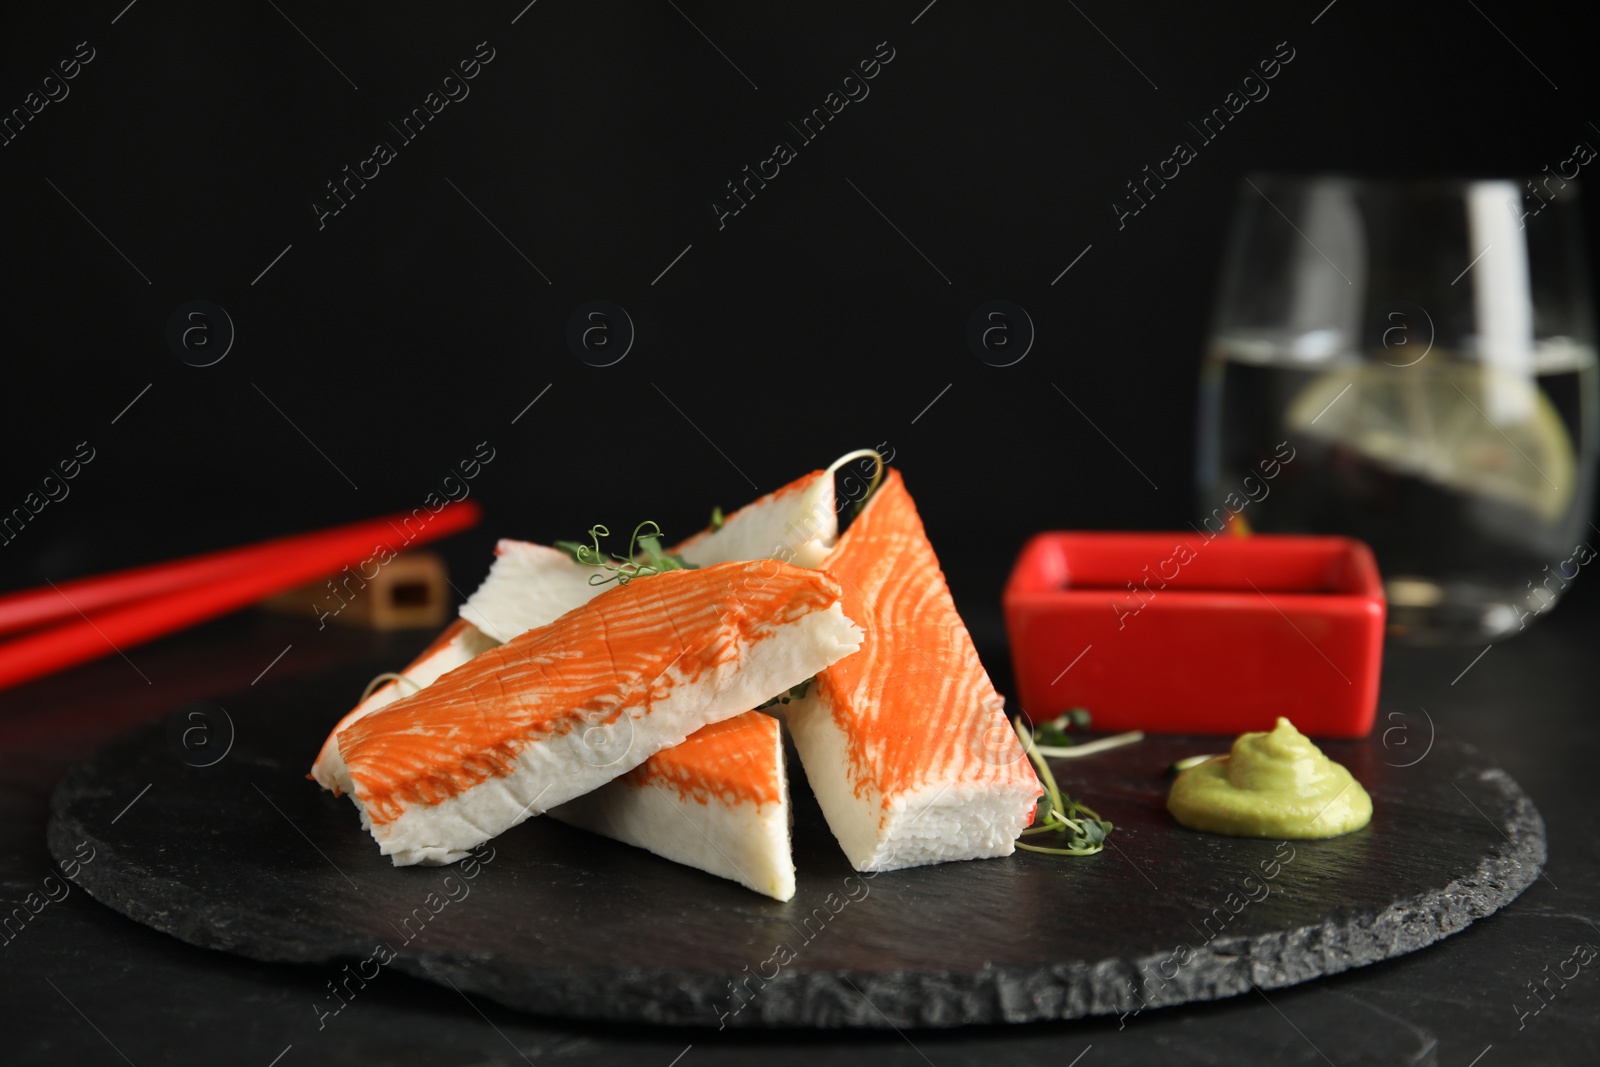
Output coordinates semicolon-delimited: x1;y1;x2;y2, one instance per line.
553;711;794;899
319;560;860;866
786;471;1041;871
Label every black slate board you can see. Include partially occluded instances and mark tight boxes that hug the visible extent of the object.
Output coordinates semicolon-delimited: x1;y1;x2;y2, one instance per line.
47;682;1545;1030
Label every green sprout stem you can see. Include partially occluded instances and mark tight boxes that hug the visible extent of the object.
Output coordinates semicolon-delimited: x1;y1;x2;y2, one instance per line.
1012;715;1114;857
359;671;421;702
554;521;696;587
756;678;812;710
1034;731;1145;759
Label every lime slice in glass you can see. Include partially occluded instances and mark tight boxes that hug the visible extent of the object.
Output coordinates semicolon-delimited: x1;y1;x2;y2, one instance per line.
1285;364;1575;522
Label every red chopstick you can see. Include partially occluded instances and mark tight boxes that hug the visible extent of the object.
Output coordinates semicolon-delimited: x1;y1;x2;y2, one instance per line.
0;500;482;691
0;505;481;639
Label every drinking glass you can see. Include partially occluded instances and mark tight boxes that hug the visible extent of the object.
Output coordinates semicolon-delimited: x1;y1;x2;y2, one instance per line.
1197;176;1598;644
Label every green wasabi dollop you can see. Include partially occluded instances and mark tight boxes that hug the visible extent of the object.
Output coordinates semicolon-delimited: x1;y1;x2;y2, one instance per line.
1167;717;1372;839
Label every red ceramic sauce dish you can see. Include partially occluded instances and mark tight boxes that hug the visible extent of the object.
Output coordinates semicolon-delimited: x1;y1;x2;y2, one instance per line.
1003;532;1386;738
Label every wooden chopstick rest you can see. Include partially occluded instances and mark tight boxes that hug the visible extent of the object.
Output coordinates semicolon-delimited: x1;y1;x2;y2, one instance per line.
261;551;449;631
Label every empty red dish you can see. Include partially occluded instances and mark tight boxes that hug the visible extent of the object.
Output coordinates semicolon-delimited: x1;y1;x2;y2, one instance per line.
1003;532;1385;738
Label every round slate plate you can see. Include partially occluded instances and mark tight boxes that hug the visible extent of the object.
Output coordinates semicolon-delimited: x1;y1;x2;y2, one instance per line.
48;679;1544;1030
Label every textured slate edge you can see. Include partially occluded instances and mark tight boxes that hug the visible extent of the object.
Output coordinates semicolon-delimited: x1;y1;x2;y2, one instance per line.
48;753;1546;1031
418;760;1547;1030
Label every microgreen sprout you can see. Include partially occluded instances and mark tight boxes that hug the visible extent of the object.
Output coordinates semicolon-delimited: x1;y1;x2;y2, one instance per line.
554;521;697;586
756;678;812;710
1032;707;1092;747
359;671;422;702
825;448;887;516
1167;753;1221;776
1012;715;1114;857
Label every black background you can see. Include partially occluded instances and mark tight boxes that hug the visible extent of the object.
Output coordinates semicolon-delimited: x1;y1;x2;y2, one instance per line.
4;1;1599;631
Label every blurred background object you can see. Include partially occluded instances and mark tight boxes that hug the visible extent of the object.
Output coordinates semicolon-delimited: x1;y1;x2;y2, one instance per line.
1198;176;1598;644
261;550;449;631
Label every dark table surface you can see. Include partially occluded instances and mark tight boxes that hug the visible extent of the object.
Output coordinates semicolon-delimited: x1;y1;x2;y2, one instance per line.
4;596;1597;1067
